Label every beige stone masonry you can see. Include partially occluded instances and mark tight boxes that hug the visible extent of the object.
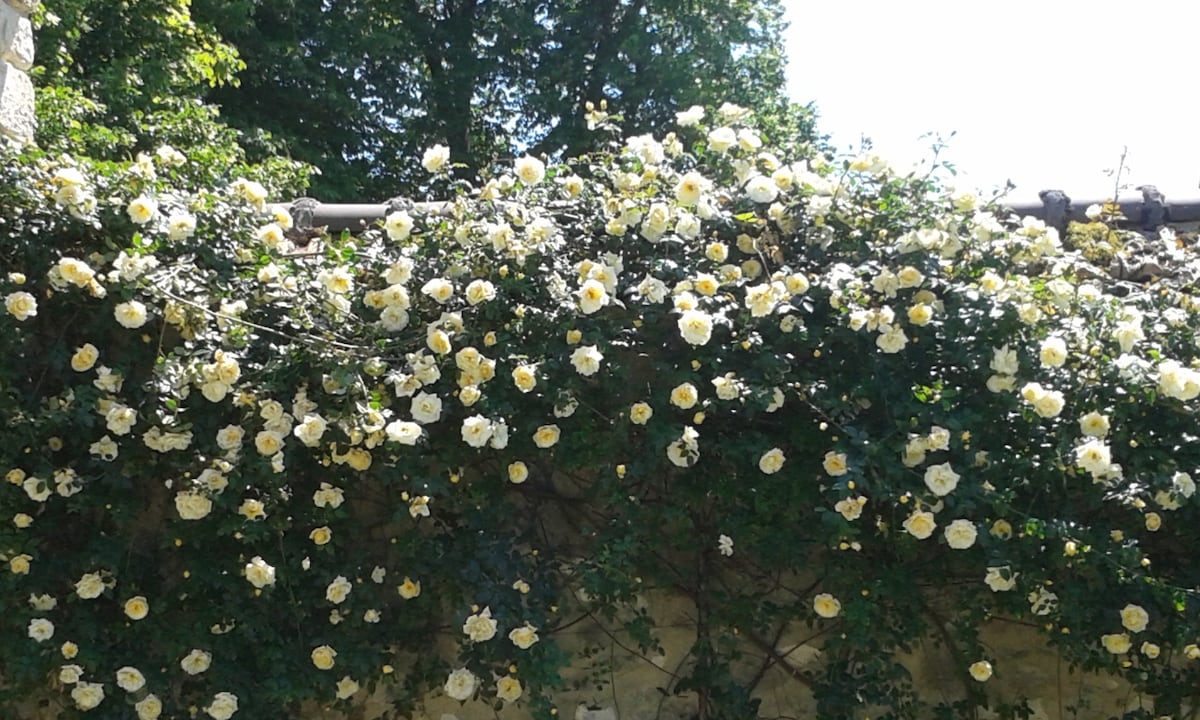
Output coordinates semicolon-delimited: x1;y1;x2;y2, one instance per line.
0;0;35;141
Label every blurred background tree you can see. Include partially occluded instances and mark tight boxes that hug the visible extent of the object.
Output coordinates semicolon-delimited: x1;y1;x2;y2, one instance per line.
35;0;815;200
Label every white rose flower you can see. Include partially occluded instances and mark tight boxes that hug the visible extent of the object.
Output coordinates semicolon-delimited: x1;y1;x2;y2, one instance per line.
822;451;848;477
23;477;51;502
923;463;960;496
422;144;450;172
180;648;212;675
71;681;106;711
1159;359;1200;401
312;483;345;509
496;676;523;703
969;661;993;682
380;306;410;331
902;510;937;540
813;593;841;618
1173;471;1196;498
577;279;609;314
628;401;654;425
114;300;149;329
677;309;713;346
410;391;443;424
444;667;477;701
59;257;96;286
1032;389;1066;418
533;424;560;449
310;645;337;670
27;618;55;642
1028;587;1058;616
461;415;494;448
175;491;213;520
1074;438;1113;480
667;426;700;468
514;155;545;184
707;126;736;153
675;212;701;240
59;664;83;684
907;303;933;326
167;212;197;240
570;345;604;376
675;105;704;126
1039;336;1068;368
464;279;496;306
1102;632;1132;654
384;211;414;241
205;692;239;720
1078;411;1110;438
876;325;908;354
75;571;105;599
216;425;245;450
1114;322;1144;353
670;383;699;409
745;175;779;203
834;496;866;521
512;364;538;392
758;448;785;474
292;414;328;447
984;566;1017;592
421;278;455;304
105;404;137;435
463;606;498;642
254;430;284;456
326;575;352;604
509;623;540;649
135;694;163;720
943;519;978;549
990;345;1019;375
1120;604;1149;633
336;676;361;700
127;196;158;224
244;556;276;588
675;171;707;205
5;291;37;321
116;666;146;693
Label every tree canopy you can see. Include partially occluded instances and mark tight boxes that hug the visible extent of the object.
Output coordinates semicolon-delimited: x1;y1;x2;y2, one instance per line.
35;0;811;201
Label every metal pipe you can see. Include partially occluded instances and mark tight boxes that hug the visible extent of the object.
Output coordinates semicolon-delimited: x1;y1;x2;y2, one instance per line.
282;197;1200;233
1007;198;1200;225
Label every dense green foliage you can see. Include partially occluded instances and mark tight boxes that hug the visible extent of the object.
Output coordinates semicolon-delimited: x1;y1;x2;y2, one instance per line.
35;0;808;201
3;100;1200;720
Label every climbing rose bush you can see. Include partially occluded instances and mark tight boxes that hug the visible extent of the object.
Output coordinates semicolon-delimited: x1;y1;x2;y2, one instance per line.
1;105;1199;720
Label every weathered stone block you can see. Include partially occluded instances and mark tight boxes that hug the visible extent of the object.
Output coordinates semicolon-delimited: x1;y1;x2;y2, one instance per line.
0;11;33;70
0;2;20;50
3;0;40;14
0;60;35;140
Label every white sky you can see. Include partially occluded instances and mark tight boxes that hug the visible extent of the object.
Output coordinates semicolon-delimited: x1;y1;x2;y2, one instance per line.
782;0;1200;203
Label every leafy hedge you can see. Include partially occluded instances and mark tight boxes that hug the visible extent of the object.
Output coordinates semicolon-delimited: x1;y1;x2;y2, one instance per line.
2;103;1199;720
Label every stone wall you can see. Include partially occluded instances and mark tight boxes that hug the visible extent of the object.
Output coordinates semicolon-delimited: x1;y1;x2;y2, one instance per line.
0;0;35;142
289;595;1153;720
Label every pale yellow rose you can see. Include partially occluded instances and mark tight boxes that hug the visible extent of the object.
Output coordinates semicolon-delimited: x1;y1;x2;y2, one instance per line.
397;577;421;599
822;451;848;477
124;596;149;620
969;660;992;682
311;645;337;670
813;593;841;618
508;623;539;649
463;607;498;642
71;344;100;372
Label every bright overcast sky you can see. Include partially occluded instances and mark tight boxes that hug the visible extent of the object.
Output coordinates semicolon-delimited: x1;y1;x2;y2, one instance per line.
783;0;1200;204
